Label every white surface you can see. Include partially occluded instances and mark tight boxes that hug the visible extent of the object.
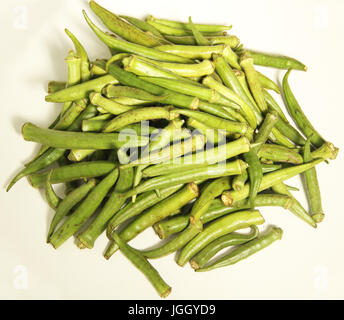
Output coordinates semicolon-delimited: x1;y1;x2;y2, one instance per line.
1;0;344;300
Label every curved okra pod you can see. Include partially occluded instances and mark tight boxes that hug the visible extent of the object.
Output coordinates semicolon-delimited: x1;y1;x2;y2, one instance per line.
170;109;251;137
257;71;280;94
164;35;240;47
22;123;148;150
154;194;292;239
28;161;116;188
258;144;303;164
243;149;262;208
202;76;257;128
177;209;265;266
140;76;238;109
303;138;324;223
147;16;231;33
129;160;247;197
142;137;251;177
45;75;118;103
248;50;307;71
240;51;267;113
77;167;133;249
283;70;325;148
221;158;324;206
106;185;184;238
102;106;178;133
190;226;259;270
141;224;200;259
190;177;231;228
112;232;171;298
188;16;209;46
272;182;316;228
106;183;199;258
65;29;91;81
45;170;62;209
90;92;135;115
47;179;97;242
49;168;119;248
89;1;163;47
196;226;283;272
47;81;66;94
83;11;193;63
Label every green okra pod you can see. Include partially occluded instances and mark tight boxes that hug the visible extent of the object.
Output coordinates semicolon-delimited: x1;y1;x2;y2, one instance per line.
154;194;293;239
202;75;257;128
90;92;135;115
221;158;324;206
187;16;209;46
130;56;215;78
22;123;148;150
190;226;259;270
45;75;118;103
106;185;184;238
196;226;283;272
164;35;240;47
65;29;91;81
140;76;238;108
190;177;231;227
47;179;97;242
129;159;248;197
169;109;250;137
45;170;62;209
102;106;178;133
107;183;199;257
148;16;231;33
28;161;117;188
142;137;250;177
257;71;280;94
47;81;66;94
77;167;134;249
272;182;316;228
248;50;307;71
112;232;171;298
83;11;193;63
258;144;303;164
240;51;267;113
119;15;167;40
303;138;324;223
89;1;163;47
49;168;119;248
283;70;325;148
177;209;265;266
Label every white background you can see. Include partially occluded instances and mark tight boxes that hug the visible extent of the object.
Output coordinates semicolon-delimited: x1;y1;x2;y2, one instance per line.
1;0;344;299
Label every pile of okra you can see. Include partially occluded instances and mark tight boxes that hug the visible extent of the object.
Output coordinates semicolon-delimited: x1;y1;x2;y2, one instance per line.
8;1;338;298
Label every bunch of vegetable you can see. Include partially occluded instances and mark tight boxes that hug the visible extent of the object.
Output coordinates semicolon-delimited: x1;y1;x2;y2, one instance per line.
7;1;338;298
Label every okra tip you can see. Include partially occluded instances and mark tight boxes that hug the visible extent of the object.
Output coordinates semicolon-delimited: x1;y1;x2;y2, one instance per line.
190;259;200;271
